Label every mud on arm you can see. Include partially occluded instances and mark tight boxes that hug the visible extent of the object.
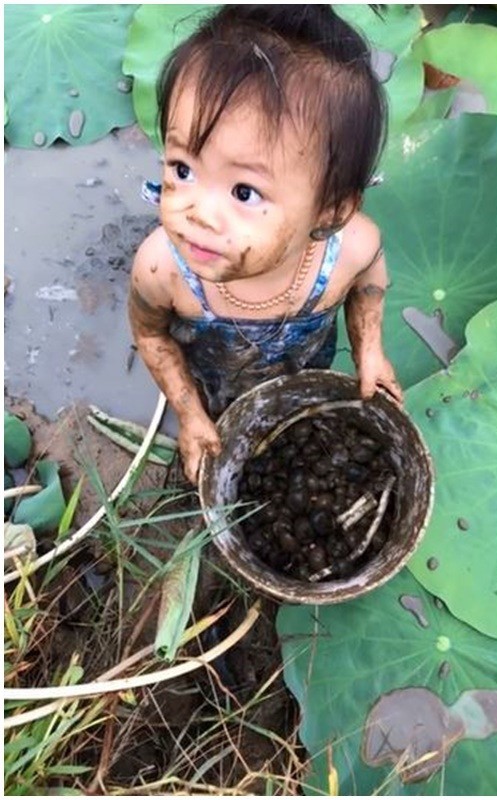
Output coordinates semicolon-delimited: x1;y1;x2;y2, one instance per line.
128;280;221;483
344;248;403;403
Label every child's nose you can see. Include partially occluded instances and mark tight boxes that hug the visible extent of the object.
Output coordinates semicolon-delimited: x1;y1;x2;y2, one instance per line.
187;190;222;233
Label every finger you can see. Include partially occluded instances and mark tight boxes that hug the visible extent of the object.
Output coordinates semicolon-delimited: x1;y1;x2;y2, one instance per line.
181;446;201;486
207;440;222;457
185;456;200;485
381;379;404;406
359;376;376;401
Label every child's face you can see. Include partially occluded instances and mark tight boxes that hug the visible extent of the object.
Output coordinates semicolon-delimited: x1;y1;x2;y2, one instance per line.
160;79;327;284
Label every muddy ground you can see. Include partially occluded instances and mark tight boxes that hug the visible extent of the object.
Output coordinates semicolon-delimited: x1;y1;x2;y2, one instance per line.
4;126;300;793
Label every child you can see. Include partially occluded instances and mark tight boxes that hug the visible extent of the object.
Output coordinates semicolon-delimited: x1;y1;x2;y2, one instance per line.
129;4;403;484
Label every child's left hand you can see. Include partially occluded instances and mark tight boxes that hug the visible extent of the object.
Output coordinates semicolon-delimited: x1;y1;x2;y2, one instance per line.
356;349;403;405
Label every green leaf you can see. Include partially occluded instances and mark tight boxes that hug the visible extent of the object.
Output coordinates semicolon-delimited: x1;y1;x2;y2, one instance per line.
4;522;37;558
406;302;497;638
333;114;497;388
123;4;216;150
57;476;84;538
334;5;425;129
334;4;423;56
4;4;138;148
13;461;66;533
4;412;32;468
407;86;456;125
385;49;425;131
277;569;497;796
45;765;92;776
412;23;497;114
87;405;177;466
155;528;203;661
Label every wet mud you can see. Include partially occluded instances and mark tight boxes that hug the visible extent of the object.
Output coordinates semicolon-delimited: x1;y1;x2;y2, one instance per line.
4;126;164;425
362;687;497;783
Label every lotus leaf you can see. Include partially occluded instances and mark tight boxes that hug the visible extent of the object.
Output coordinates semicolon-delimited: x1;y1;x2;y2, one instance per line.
277;569;497;796
408;87;456;125
335;4;424;128
123;4;216;150
4;522;37;560
406;302;497;638
412;23;497;114
332;114;497;389
334;4;423;57
13;460;66;533
4;4;138;148
4;412;32;468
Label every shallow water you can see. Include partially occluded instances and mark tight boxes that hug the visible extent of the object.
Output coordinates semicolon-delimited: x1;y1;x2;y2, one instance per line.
4;126;167;427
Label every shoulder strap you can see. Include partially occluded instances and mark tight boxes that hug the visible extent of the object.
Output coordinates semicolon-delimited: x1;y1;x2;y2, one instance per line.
299;231;343;315
168;243;215;321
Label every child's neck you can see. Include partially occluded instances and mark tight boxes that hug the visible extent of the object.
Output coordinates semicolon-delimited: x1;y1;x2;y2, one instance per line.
213;239;325;313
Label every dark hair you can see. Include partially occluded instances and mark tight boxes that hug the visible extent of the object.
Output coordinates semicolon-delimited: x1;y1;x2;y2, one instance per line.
157;5;387;220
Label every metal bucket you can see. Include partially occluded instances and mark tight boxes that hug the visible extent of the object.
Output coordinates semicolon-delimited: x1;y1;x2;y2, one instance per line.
199;370;434;604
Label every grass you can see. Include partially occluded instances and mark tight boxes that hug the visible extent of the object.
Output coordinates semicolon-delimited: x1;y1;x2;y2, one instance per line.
4;422;305;796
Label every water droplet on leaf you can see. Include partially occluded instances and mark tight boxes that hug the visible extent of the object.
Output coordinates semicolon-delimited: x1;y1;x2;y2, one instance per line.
457;517;470;531
117;78;132;94
33;131;46;147
427;557;439;571
68;109;85;138
399;595;429;628
438;660;451;679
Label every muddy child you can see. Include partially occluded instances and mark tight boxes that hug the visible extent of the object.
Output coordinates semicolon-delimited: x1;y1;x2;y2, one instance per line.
128;4;403;484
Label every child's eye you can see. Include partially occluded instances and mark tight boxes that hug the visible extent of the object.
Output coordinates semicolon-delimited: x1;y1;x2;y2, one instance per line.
168;161;194;182
232;183;262;206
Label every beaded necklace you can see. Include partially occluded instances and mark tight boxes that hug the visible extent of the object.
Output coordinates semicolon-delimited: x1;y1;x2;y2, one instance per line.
215;241;318;311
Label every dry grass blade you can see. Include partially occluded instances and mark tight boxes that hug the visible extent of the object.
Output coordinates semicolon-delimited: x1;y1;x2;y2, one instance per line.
4;484;42;499
4;602;261;702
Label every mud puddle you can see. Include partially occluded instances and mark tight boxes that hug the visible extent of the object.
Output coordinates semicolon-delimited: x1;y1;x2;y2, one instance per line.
4;125;165;427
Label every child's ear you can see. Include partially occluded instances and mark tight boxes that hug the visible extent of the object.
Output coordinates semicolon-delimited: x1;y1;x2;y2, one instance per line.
313;195;361;235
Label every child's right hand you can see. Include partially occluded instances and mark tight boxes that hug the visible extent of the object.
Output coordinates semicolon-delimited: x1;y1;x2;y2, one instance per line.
178;415;222;485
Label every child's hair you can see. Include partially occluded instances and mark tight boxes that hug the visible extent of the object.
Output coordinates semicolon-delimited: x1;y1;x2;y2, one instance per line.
157;4;387;221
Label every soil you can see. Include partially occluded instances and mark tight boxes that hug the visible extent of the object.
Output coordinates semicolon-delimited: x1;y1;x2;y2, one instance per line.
4;397;301;794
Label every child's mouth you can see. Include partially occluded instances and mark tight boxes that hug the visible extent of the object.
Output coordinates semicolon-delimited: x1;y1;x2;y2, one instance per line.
187;240;222;263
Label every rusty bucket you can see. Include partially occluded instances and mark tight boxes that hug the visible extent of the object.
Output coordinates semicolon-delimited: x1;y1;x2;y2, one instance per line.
199;370;434;604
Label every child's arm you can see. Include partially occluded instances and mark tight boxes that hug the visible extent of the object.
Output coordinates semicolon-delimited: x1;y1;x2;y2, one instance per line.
128;232;221;483
344;222;403;404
